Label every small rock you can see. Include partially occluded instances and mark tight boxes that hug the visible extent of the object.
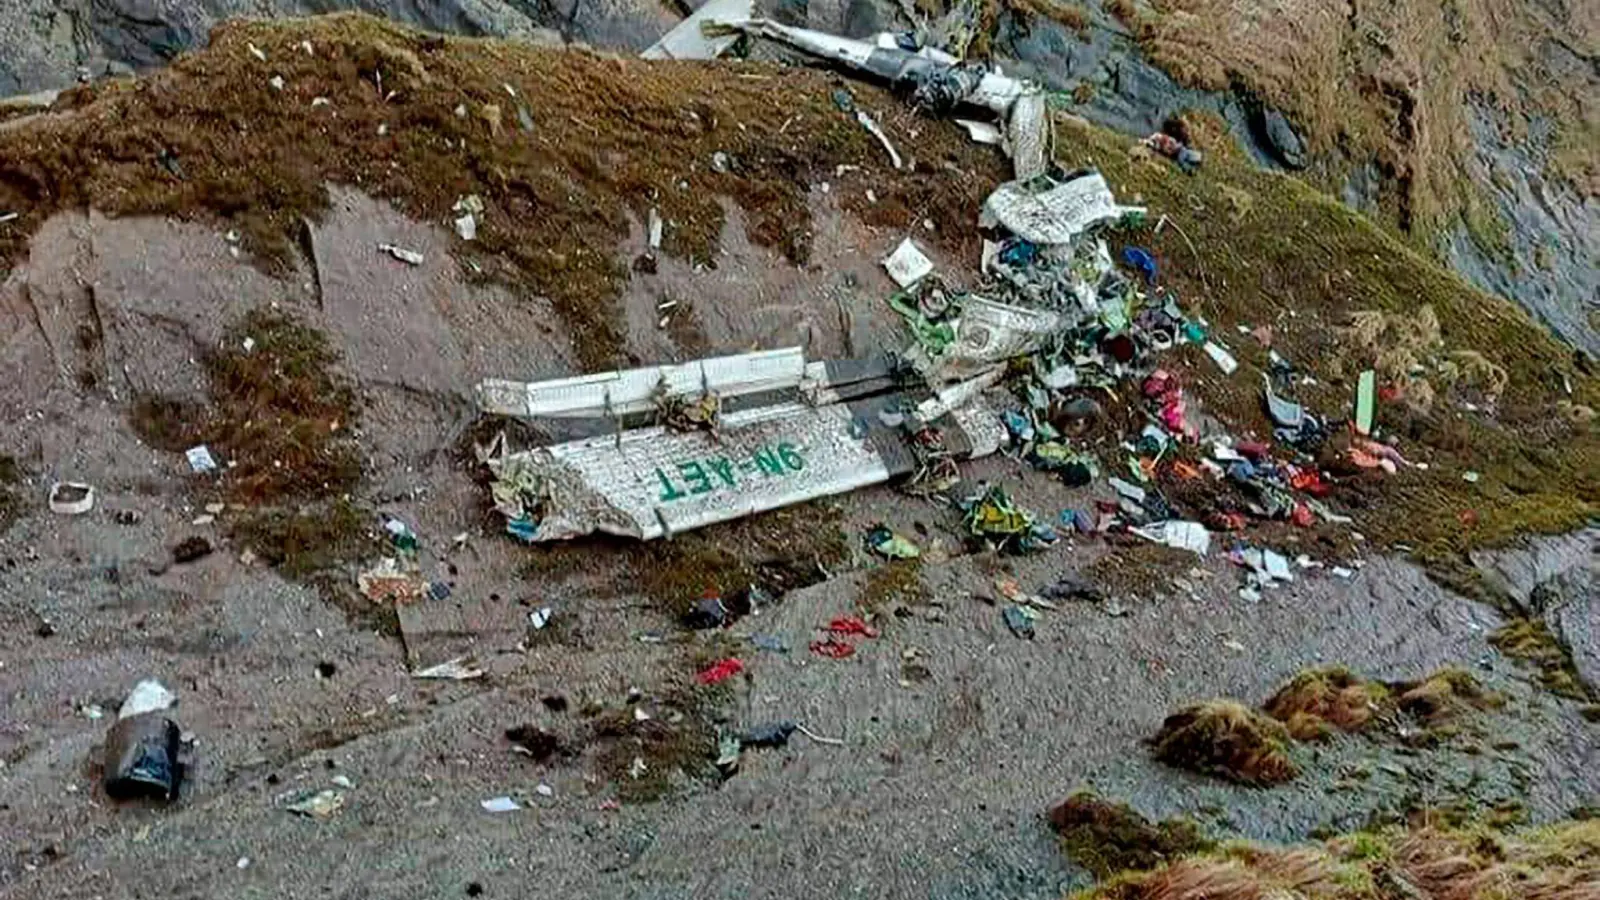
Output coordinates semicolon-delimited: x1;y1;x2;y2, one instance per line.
171;536;213;564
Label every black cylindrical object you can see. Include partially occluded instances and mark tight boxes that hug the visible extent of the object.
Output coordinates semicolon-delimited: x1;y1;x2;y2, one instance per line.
104;713;182;801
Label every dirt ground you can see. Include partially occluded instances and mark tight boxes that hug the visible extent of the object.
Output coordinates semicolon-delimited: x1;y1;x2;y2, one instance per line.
1;180;1596;898
0;17;1596;900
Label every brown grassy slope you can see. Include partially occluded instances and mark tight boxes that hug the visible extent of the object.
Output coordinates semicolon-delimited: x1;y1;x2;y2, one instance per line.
0;13;1005;371
1116;0;1598;253
1074;818;1600;900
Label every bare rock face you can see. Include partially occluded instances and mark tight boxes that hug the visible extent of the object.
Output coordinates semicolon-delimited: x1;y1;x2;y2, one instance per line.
0;0;658;95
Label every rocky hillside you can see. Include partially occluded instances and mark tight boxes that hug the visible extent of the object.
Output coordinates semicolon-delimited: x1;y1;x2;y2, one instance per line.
2;0;1595;357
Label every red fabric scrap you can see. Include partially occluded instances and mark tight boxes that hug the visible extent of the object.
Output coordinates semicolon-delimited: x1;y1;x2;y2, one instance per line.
1208;511;1248;532
696;658;744;685
1235;441;1272;462
809;639;857;659
827;616;879;638
1290;503;1315;528
1289;469;1331;497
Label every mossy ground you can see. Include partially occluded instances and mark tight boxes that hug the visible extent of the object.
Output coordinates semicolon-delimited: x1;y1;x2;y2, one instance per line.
1263;666;1391;741
1071;817;1600;900
0;454;21;534
520;501;851;618
1050;791;1215;878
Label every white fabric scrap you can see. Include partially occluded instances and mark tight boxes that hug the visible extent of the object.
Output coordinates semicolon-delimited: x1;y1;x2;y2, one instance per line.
1132;520;1211;556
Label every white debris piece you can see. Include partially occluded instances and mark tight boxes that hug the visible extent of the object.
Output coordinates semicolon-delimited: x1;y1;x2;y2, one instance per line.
268;75;285;91
641;0;754;59
981;173;1139;246
412;658;485;680
453;214;477;241
882;238;934;288
247;42;267;61
118;679;176;719
918;297;1069;383
1004;90;1050;181
48;482;95;515
1132;521;1211;556
1204;341;1238;375
481;796;521;813
0;211;19;225
855;110;903;170
285;789;344;819
955;119;1003;145
477;347;809;419
185;444;218;474
377;243;424;265
647;207;663;250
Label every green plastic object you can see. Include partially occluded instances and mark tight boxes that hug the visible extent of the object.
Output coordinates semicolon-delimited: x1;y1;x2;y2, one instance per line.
1355;370;1376;435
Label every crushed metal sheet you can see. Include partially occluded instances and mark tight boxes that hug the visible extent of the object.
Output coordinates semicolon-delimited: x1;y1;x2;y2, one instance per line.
477;348;809;419
910;297;1069;384
1131;520;1211;556
484;391;1004;543
980;173;1141;246
377;242;424;265
640;0;754;60
955;119;1003;145
883;238;934;288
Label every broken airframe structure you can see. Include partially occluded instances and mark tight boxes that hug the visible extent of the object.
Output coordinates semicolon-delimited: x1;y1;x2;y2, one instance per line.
643;0;1050;181
477;7;1150;544
477;353;1007;542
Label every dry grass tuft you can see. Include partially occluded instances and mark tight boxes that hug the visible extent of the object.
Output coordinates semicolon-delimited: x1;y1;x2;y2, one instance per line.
1149;700;1298;785
1049;791;1214;878
1263;666;1391;740
1390;667;1503;724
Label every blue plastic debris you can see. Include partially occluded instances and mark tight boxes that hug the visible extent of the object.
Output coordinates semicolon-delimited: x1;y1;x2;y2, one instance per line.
505;517;539;543
1003;409;1035;444
1121;246;1158;284
750;634;790;653
1000;239;1038;267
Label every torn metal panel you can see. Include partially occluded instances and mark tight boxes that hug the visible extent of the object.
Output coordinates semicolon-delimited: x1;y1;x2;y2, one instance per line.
909;297;1071;383
493;394;1003;542
711;20;1046;179
476;347;808;419
981;173;1143;246
641;0;754;60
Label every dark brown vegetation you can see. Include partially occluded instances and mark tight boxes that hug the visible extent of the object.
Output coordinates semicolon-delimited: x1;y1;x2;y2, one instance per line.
130;309;362;505
1050;791;1215;878
1149;700;1298;785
